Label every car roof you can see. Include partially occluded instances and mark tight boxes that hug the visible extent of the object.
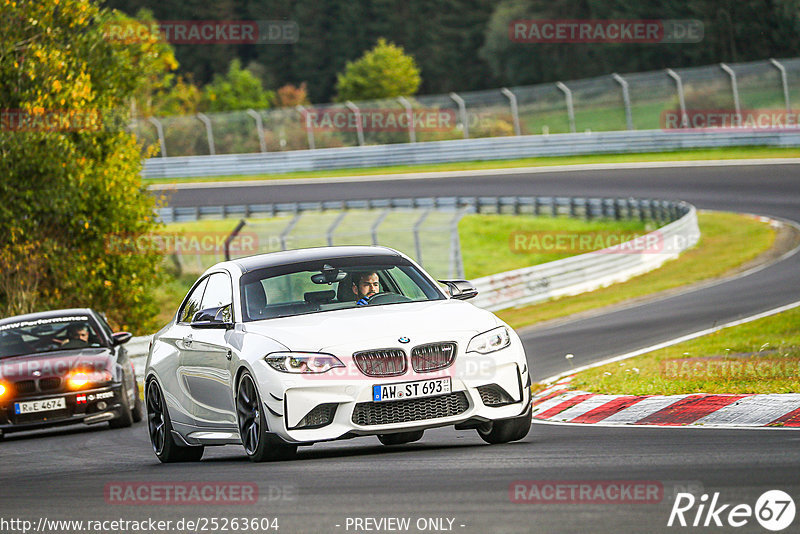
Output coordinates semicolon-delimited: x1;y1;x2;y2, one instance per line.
231;246;404;274
0;308;97;327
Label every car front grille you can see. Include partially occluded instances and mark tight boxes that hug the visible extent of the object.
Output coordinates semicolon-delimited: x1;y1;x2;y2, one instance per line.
352;391;469;426
39;377;62;391
411;342;457;372
12;409;71;425
477;384;516;407
13;380;36;394
289;403;337;430
353;349;407;377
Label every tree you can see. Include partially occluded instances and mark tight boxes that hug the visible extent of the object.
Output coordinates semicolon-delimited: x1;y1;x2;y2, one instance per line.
335;38;421;102
0;0;175;331
200;59;275;112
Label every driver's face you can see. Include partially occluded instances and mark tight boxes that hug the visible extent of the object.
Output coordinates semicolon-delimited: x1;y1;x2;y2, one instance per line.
74;329;88;342
353;273;380;299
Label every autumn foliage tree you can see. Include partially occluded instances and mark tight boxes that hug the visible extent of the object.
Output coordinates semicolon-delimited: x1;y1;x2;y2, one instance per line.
0;0;177;331
334;38;421;102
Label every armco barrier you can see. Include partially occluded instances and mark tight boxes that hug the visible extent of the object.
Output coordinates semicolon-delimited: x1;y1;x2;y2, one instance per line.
142;129;800;179
471;204;699;311
128;197;698;374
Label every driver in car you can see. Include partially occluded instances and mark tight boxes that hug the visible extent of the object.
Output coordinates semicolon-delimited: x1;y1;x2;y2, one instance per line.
352;271;380;306
57;323;91;349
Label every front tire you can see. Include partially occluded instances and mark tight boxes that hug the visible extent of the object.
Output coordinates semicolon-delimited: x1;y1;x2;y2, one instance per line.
146;380;204;462
131;382;143;423
236;372;297;462
477;407;532;444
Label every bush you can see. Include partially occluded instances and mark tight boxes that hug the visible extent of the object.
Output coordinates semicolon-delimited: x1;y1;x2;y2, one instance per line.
0;1;174;332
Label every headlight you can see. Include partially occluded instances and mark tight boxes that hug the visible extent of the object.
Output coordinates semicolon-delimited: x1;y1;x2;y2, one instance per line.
0;383;6;397
67;370;112;390
467;326;511;354
265;352;345;374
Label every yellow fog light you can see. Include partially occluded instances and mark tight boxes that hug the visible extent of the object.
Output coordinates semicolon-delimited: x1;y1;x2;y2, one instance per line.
67;370;112;390
67;372;90;389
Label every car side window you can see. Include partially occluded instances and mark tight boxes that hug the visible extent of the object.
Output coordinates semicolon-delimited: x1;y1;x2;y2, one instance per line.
200;272;234;322
179;277;208;324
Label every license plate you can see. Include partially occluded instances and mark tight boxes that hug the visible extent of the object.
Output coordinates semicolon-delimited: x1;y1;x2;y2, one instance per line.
373;377;451;402
14;397;66;414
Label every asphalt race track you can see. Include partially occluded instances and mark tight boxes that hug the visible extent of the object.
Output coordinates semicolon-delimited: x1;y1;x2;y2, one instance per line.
3;163;800;534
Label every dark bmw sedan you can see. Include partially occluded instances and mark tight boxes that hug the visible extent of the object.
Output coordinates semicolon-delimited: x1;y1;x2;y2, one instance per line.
0;308;142;437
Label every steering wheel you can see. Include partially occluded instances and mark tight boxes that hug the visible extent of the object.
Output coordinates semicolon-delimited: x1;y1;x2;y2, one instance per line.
366;292;412;305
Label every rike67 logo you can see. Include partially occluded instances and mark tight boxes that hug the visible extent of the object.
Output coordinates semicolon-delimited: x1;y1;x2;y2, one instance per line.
668;490;795;531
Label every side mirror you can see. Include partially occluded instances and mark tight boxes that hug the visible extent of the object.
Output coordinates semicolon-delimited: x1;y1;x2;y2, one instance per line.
438;279;478;300
191;306;234;329
112;332;133;346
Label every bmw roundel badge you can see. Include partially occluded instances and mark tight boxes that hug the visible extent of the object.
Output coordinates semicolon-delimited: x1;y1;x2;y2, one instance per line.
398;336;410;344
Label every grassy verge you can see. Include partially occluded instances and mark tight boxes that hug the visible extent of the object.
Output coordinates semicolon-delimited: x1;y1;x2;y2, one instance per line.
498;212;776;330
144;146;800;184
151;214;651;326
570;306;800;395
459;215;652;280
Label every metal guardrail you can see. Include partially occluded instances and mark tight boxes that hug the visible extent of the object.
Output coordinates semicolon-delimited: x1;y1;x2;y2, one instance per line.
471;202;699;311
157;195;684;224
142;129;800;179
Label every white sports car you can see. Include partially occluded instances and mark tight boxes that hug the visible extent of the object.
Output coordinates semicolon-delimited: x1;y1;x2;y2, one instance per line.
145;246;531;462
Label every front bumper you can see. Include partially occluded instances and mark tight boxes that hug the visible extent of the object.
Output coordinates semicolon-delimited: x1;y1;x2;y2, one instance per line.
0;384;125;435
253;344;531;444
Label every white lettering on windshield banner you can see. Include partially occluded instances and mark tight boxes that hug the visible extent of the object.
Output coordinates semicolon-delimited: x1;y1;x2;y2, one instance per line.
0;316;90;332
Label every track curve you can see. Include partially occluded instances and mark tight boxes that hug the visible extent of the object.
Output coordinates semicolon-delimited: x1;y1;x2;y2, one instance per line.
3;163;799;534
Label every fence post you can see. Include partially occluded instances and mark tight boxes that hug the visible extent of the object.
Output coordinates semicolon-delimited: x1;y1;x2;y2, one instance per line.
612;73;634;131
296;105;315;150
196;113;215;155
345;101;365;146
449;209;467;279
413;210;431;266
246;109;267;153
666;69;689;128
224;219;247;260
397;96;416;143
555;82;576;133
280;213;302;251
769;58;791;114
500;88;521;136
326;211;347;246
371;210;390;245
720;63;741;125
449;92;469;139
147;117;167;157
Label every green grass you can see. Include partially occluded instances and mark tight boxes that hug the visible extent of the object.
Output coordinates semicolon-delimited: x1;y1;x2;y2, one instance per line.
497;212;776;329
144;146;800;184
570;305;800;395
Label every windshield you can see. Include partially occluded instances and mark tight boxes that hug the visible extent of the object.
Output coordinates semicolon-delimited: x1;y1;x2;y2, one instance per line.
0;315;104;358
239;257;445;321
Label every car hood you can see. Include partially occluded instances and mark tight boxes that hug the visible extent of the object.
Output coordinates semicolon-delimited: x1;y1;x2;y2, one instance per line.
242;299;499;352
0;347;112;380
